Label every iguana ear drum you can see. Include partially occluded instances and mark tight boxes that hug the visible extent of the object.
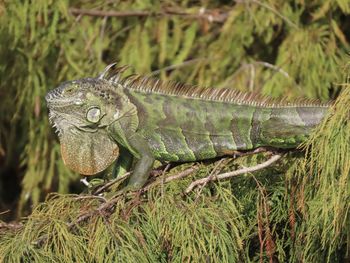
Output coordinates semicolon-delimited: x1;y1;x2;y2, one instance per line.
60;128;119;175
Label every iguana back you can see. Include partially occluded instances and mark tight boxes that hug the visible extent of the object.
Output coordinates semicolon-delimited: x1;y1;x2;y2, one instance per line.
123;88;328;162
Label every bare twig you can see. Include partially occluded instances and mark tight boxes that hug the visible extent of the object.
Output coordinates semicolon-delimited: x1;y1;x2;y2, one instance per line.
185;154;282;193
254;61;291;79
234;0;298;29
69;8;152;18
231;147;272;158
161;163;172;197
69;7;228;23
249;63;255;91
0;221;23;232
195;158;227;199
150;162;178;177
163;165;200;183
143;165;200;191
0;210;10;216
231;61;291;82
93;172;131;195
149;58;209;76
94;162;196;195
74;195;107;203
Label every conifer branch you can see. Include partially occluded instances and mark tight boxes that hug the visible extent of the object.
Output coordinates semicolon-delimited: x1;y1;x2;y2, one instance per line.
143;165;201;191
185;154;282;193
234;0;298;28
0;221;22;233
149;58;210;76
69;7;229;23
93;172;131;195
194;158;228;199
32;150;282;247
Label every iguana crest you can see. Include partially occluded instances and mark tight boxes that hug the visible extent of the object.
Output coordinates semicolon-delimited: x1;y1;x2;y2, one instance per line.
100;63;331;108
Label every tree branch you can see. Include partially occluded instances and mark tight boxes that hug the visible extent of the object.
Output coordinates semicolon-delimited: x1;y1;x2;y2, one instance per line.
194;158;227;199
93;172;130;195
143;164;200;191
32;152;283;247
234;0;298;29
185;154;282;193
69;7;229;23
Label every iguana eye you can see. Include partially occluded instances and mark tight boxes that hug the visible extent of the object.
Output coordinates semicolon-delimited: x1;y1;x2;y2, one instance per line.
86;107;101;123
64;85;75;94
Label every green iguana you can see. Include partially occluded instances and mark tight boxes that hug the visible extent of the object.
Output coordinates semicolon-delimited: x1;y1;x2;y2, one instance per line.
46;63;330;189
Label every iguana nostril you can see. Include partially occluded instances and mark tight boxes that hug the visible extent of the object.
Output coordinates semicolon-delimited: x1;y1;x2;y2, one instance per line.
45;92;52;102
46;87;64;102
45;91;57;101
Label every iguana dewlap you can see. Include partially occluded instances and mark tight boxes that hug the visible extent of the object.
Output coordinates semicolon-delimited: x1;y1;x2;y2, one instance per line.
46;63;329;189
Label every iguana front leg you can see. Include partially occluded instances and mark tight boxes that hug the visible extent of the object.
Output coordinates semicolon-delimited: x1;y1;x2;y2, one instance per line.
127;154;154;189
126;133;155;190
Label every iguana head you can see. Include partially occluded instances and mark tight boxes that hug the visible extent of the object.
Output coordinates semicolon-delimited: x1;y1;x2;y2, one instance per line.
46;64;128;175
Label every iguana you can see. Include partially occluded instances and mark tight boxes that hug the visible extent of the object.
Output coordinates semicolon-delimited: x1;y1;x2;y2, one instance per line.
46;63;330;189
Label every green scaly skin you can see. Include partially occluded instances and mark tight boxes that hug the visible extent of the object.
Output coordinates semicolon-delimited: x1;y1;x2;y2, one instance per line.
46;63;329;190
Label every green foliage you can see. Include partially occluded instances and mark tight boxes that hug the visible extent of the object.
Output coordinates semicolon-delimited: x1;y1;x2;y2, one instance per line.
289;86;350;262
0;0;349;262
0;157;291;262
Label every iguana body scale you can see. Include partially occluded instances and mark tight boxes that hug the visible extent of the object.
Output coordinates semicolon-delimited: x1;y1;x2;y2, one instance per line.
46;63;329;189
124;89;326;161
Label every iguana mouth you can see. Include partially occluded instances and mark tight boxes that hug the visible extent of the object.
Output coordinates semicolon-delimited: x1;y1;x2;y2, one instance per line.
48;109;104;138
48;110;79;135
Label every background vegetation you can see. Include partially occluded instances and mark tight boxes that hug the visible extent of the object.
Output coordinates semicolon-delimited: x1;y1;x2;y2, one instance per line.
0;0;349;262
